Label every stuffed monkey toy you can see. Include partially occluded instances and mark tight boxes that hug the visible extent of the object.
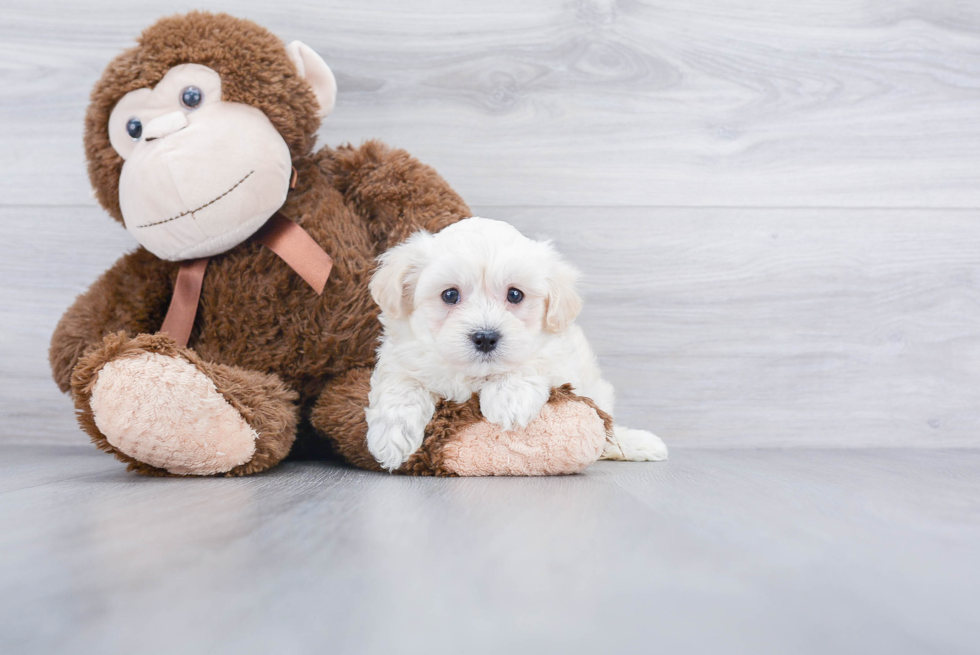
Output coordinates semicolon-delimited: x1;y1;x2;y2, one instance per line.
49;12;610;476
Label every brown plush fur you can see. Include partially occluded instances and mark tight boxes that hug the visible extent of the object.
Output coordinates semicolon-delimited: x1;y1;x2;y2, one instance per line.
52;12;608;477
53;12;470;475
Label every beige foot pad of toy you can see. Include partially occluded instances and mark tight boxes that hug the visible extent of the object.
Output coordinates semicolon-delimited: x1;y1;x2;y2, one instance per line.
314;370;612;477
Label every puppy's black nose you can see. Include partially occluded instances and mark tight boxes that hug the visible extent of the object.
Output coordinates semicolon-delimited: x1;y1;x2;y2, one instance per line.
470;330;500;353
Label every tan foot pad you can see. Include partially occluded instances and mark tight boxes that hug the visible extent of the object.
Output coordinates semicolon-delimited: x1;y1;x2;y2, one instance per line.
440;399;607;476
90;352;258;475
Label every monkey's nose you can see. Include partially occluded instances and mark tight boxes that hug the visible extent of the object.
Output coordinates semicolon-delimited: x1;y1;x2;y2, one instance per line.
143;111;189;141
470;330;500;353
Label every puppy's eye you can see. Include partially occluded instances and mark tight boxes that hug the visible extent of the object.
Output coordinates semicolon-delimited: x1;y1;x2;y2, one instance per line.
180;86;203;109
507;288;524;304
126;117;142;140
441;288;460;305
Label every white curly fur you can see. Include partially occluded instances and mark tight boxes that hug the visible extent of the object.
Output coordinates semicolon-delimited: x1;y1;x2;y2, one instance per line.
365;217;667;471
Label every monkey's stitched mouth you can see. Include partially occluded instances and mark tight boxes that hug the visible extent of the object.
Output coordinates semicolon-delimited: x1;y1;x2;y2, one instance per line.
136;170;255;228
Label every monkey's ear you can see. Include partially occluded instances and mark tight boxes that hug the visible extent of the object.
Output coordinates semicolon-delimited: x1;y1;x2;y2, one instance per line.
286;41;337;118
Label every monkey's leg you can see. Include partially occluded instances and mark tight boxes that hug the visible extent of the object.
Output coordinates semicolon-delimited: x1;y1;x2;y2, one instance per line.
71;333;299;476
310;367;455;474
309;367;385;472
310;371;612;477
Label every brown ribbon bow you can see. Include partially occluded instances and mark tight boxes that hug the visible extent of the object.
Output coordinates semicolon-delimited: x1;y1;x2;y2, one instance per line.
159;212;333;347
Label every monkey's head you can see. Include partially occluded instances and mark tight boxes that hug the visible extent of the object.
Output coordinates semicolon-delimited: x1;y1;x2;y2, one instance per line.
85;12;337;261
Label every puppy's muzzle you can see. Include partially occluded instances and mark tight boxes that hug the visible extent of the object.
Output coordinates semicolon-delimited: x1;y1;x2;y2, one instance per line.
470;329;500;354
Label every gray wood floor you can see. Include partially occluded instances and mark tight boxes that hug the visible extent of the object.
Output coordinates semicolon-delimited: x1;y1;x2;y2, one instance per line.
2;447;979;655
1;1;978;653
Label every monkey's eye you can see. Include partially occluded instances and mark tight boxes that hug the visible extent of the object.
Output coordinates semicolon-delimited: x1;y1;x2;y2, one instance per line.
125;118;142;140
507;288;524;304
180;86;203;109
441;288;460;305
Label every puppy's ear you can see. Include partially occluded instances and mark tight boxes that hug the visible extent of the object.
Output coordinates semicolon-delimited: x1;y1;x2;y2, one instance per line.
544;257;583;332
370;232;432;318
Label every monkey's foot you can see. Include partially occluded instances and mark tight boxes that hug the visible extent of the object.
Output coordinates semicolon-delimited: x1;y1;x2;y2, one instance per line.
72;333;298;476
312;378;612;476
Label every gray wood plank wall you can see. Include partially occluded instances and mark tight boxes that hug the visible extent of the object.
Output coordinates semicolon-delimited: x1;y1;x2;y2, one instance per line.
1;0;977;447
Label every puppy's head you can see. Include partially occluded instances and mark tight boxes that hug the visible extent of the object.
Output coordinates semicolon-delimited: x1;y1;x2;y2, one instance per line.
370;217;582;376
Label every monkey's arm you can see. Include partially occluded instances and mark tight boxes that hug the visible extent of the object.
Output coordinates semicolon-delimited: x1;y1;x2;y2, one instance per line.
49;248;176;393
324;140;471;249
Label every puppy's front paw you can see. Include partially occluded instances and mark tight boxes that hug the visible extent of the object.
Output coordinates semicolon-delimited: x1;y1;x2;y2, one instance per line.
479;376;550;431
602;426;669;462
367;418;425;472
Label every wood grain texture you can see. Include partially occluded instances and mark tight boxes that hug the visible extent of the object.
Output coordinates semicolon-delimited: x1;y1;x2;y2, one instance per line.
1;0;980;207
486;206;980;448
1;446;978;655
3;205;977;448
1;5;977;652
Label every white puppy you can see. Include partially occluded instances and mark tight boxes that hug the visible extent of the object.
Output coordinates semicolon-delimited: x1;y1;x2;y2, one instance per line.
365;217;668;471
